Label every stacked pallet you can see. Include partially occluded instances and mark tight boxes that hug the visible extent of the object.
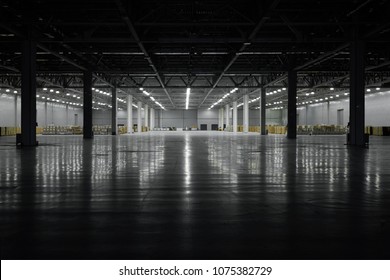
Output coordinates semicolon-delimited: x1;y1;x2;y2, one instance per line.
71;126;82;135
57;126;73;135
93;125;110;135
42;126;56;135
118;126;127;134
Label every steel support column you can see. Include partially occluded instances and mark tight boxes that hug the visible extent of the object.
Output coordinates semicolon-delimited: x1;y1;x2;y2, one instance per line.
111;87;117;135
44;102;48;126
221;107;224;130
349;39;365;146
233;101;238;133
14;95;18;127
66;104;69;126
243;95;249;133
225;104;230;130
144;104;149;131
218;108;223;130
127;95;133;133
83;70;93;139
260;87;267;135
287;69;297;139
137;101;142;133
150;108;155;130
158;109;163;129
21;38;37;146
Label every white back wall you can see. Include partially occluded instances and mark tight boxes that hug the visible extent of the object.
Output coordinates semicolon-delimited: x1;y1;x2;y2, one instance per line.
161;109;197;128
198;109;218;130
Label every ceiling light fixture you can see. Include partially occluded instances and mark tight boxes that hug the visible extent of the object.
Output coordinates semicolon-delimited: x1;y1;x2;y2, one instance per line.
185;87;191;110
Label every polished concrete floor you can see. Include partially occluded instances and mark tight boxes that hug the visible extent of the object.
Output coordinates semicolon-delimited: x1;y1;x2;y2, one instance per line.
1;132;390;260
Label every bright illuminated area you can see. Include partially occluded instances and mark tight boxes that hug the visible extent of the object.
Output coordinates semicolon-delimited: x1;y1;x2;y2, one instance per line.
1;1;390;276
185;87;191;110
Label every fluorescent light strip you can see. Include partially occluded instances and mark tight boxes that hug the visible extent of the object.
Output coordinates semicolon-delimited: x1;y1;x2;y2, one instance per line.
208;88;237;109
185;87;190;110
141;88;166;110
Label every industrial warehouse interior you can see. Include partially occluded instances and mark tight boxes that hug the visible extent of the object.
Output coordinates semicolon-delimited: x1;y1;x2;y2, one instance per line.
1;0;390;261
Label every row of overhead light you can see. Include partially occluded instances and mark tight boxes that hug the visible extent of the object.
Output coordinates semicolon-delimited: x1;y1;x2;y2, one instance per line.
297;90;353;106
2;86;162;110
36;94;83;107
212;88;283;110
140;88;165;110
267;87;382;108
93;87;130;108
366;87;381;92
237;96;262;108
209;88;238;109
249;96;260;103
41;88;146;110
0;88;18;94
266;88;286;96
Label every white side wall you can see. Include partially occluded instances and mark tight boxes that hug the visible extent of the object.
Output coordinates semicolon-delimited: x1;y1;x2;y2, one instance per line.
0;94;17;126
237;109;283;126
93;109;140;126
295;90;390;126
0;94;83;127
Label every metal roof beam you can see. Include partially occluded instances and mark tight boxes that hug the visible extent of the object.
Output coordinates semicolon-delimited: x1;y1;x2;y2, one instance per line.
114;0;175;107
198;0;281;107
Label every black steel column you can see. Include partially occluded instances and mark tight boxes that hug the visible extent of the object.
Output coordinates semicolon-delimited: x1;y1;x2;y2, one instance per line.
21;38;37;146
287;69;297;139
260;87;267;135
111;87;117;135
83;71;93;139
349;39;365;146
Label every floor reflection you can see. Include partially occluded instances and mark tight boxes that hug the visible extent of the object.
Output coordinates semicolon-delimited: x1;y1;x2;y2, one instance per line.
0;132;390;259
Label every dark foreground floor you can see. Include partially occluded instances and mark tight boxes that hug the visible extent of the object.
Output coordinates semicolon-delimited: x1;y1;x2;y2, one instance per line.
1;132;390;260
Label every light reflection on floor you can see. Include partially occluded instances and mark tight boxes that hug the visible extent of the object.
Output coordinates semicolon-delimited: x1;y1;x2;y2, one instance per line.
0;132;389;259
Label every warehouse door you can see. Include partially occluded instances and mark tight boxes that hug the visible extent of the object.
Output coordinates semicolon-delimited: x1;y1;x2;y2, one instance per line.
337;109;344;126
200;124;207;130
211;124;218;130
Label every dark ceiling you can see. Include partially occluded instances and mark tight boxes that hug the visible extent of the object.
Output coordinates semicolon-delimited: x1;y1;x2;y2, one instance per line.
0;0;389;110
